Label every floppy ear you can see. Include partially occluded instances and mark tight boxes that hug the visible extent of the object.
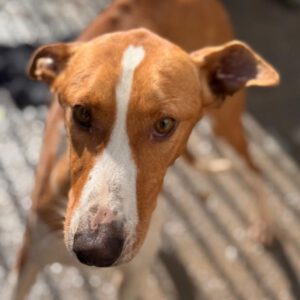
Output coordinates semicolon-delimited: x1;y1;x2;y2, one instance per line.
27;43;80;85
190;41;280;106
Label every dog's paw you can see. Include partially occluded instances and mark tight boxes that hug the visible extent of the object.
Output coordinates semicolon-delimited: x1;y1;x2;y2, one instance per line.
248;220;274;246
195;158;232;173
2;270;18;300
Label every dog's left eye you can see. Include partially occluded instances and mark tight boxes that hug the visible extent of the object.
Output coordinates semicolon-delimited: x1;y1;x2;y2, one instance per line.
152;117;177;139
72;105;92;130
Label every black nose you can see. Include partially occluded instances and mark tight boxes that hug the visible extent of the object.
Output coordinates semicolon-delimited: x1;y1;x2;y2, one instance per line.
73;222;124;267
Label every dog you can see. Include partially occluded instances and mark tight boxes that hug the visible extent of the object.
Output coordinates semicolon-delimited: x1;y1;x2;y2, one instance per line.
6;0;279;299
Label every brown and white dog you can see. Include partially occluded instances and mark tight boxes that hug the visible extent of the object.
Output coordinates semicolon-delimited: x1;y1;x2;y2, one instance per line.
6;0;279;299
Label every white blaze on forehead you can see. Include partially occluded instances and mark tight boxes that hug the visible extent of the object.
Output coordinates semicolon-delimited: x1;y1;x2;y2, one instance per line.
69;45;145;241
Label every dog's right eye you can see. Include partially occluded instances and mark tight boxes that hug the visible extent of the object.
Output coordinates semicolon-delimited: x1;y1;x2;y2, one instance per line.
72;105;92;130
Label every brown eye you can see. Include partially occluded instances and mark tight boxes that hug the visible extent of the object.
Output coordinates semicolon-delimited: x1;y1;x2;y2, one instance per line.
73;105;92;130
153;117;177;139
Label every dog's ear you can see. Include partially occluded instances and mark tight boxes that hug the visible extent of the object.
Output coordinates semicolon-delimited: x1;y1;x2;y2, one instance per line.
190;41;280;106
27;43;80;85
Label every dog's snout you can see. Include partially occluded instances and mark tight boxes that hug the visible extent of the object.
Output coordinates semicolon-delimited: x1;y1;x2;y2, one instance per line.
90;207;117;230
73;222;124;267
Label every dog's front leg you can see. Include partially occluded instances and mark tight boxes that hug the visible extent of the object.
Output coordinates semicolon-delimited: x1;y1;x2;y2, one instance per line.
5;226;40;300
118;199;165;300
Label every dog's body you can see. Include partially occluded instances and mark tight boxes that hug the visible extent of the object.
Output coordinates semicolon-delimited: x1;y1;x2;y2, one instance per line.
6;1;279;299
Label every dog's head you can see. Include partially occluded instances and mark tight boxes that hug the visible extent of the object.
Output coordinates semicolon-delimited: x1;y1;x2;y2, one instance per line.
28;29;279;267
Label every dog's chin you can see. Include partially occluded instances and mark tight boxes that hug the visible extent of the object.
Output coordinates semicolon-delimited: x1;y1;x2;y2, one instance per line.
112;236;138;266
113;250;136;266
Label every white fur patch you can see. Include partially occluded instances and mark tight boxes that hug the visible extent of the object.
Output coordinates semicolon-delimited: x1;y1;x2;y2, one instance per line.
69;45;145;250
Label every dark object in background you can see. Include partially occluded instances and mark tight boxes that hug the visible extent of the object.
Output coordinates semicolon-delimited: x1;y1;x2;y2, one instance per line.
280;0;300;7
0;45;50;108
222;0;300;165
